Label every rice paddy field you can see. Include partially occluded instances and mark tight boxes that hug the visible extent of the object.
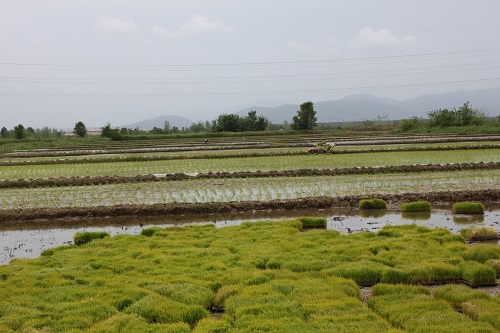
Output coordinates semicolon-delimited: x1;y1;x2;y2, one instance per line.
1;132;500;332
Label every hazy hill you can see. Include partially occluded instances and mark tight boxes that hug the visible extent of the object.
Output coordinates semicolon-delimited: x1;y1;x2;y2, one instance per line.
122;115;194;131
237;87;500;124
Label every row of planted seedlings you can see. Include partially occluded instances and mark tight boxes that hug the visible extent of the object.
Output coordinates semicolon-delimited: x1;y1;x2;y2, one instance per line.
1;170;500;211
1;218;499;332
2;146;500;178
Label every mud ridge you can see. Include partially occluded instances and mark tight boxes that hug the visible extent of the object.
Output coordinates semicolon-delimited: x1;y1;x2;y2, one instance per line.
1;189;499;224
2;162;500;189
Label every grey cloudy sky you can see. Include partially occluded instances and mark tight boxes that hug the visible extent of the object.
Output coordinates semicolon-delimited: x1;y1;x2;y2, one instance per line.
1;0;500;129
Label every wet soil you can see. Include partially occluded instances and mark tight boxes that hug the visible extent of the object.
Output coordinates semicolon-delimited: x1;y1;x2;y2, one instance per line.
2;161;500;189
1;189;499;226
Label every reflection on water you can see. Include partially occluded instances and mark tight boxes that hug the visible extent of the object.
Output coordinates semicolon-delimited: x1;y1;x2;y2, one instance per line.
1;209;499;265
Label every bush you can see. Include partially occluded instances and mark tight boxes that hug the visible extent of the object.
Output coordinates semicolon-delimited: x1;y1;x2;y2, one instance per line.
298;217;327;228
452;202;484;214
74;232;110;246
359;198;387;209
401;201;431;212
460;227;499;241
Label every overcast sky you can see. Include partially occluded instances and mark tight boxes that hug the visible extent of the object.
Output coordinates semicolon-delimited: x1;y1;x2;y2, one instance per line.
1;0;500;129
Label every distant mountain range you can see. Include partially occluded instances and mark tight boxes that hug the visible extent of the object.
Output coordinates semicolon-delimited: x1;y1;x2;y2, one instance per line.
237;87;500;124
122;115;194;131
124;87;500;130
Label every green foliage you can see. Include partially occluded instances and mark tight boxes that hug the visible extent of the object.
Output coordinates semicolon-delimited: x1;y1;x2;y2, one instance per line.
1;221;500;331
298;217;327;228
400;116;426;132
428;102;486;128
13;124;25;139
459;261;497;285
359;198;387;209
462;244;500;263
74;231;110;246
141;228;161;237
485;259;500;278
214;111;268;132
101;123;123;141
460;226;499;241
73;121;87;137
433;284;491;308
452;202;485;214
401;201;431;212
371;284;430;297
291;101;317;130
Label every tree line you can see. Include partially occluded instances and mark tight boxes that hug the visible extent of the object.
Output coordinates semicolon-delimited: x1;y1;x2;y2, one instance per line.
3;101;498;140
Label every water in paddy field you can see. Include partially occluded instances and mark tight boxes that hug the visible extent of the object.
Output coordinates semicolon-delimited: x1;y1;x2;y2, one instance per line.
1;209;499;265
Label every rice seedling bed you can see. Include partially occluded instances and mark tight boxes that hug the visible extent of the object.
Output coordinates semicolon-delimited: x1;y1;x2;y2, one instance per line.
1;169;498;211
2;148;500;181
0;221;498;332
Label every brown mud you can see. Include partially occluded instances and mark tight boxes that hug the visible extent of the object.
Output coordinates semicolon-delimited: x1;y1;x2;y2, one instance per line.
2;161;500;189
1;189;499;226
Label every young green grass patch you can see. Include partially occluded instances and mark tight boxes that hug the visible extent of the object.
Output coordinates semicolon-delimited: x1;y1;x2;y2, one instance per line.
359;198;387;210
452;201;485;214
460;226;499;241
401;200;431;212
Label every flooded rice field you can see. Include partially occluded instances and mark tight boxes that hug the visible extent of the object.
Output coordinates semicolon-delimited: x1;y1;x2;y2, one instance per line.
2;208;499;265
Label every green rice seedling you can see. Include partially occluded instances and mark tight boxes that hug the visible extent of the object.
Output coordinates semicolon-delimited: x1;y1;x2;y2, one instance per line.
368;285;496;333
433;284;491;309
124;294;208;326
74;231;110;246
380;268;409;284
88;314;191;333
191;317;232;333
142;283;214;309
359;198;387;210
298;217;327;228
401;201;431;212
371;284;430;297
485;259;500;278
452;202;485;214
141;227;163;237
407;262;461;284
462;244;500;263
461;299;500;330
325;261;384;285
459;261;497;285
460;227;499;241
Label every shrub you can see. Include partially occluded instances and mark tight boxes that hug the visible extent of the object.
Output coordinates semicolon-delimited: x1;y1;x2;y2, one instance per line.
452;202;484;214
359;198;387;209
298;217;327;228
460;227;499;241
401;201;431;212
74;232;110;246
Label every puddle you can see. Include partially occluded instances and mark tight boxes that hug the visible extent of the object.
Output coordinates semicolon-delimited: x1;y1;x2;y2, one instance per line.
1;209;499;265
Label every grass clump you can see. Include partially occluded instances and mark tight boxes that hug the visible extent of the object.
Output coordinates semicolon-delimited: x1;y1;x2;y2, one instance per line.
359;198;387;210
74;231;110;246
401;201;431;212
368;284;496;333
459;261;497;285
452;202;485;214
462;244;500;263
298;217;327;228
485;259;500;278
433;284;491;308
460;227;499;241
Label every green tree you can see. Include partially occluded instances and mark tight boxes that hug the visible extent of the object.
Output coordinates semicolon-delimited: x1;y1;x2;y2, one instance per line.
243;110;269;131
0;126;8;138
73;121;87;137
454;101;486;126
101;123;122;140
13;124;25;139
291;101;317;130
215;114;241;132
163;120;170;134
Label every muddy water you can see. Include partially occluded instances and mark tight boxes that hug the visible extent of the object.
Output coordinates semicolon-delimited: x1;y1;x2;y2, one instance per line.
1;209;499;265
